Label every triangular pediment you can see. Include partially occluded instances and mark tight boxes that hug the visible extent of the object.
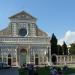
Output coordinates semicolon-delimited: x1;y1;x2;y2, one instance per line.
9;11;36;20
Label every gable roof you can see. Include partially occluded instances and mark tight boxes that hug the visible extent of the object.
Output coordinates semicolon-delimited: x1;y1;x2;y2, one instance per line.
9;11;37;20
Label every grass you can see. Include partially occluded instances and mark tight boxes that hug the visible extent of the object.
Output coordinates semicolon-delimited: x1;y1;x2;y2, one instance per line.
19;67;49;75
19;66;75;75
19;68;28;75
64;68;75;75
38;67;49;75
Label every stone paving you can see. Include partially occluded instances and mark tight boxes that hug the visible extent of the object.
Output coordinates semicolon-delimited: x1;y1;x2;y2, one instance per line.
0;67;19;75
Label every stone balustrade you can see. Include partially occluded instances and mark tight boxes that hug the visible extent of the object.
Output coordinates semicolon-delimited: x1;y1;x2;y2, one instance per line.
56;55;75;65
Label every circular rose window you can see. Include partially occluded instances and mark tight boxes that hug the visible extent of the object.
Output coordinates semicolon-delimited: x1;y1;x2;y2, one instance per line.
19;28;27;36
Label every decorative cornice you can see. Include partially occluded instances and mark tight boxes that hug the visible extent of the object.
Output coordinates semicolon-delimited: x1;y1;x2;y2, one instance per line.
9;11;37;20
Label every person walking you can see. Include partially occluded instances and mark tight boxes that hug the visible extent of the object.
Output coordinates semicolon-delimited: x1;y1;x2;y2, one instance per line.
34;67;38;75
50;66;58;75
28;64;34;75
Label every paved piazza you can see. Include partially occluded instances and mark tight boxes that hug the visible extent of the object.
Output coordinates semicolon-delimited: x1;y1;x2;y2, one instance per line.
0;68;19;75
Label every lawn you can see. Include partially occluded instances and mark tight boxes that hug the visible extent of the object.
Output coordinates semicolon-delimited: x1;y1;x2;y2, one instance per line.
64;67;75;75
19;66;75;75
19;67;49;75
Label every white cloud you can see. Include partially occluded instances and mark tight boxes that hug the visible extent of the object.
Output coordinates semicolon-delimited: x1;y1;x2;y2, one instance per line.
58;31;75;45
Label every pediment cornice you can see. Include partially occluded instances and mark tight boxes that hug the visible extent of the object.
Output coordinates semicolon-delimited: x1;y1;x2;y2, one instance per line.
9;11;37;20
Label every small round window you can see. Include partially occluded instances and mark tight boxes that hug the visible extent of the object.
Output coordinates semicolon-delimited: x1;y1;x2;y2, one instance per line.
19;28;27;36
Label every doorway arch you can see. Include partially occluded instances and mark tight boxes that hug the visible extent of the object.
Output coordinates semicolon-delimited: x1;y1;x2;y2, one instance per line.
20;48;27;66
8;54;11;66
51;54;57;65
35;54;39;65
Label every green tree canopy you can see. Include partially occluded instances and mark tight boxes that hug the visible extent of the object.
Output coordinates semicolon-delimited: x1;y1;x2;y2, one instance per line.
58;45;63;55
69;43;75;55
51;33;57;45
51;33;58;55
62;42;68;55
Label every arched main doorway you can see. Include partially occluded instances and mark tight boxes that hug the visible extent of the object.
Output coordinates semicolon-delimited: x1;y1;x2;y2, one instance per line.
20;49;27;66
51;54;57;65
8;54;11;66
35;54;39;65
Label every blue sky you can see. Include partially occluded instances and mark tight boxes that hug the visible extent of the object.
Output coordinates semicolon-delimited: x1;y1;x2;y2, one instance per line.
0;0;75;45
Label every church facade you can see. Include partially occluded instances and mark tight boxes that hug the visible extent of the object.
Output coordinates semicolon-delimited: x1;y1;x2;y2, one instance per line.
0;11;51;67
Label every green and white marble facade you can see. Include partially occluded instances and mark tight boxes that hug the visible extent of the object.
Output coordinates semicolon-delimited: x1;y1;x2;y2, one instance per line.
0;11;51;67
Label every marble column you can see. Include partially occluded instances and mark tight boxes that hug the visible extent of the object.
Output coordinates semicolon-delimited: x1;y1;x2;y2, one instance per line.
64;56;66;65
27;45;30;64
2;49;3;62
71;56;72;63
60;56;62;64
57;56;58;64
68;56;69;63
16;48;18;66
48;47;51;66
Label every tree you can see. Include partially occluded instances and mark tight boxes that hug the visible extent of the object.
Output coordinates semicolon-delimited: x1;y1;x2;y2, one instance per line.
69;43;75;55
58;45;63;55
51;33;58;55
62;42;68;55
